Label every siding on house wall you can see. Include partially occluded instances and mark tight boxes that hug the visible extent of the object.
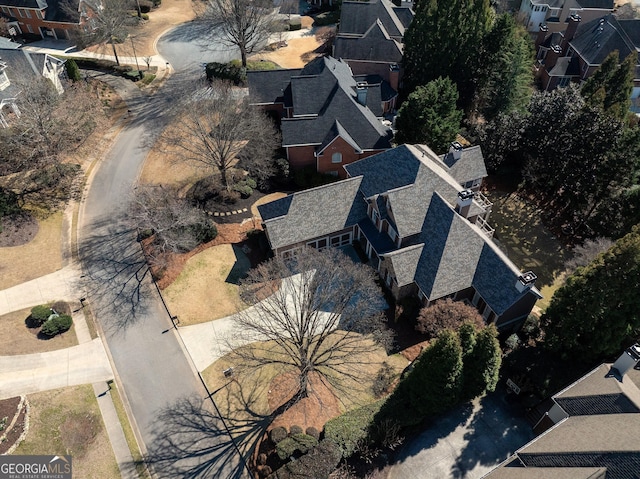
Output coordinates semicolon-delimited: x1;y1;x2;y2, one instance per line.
495;290;539;331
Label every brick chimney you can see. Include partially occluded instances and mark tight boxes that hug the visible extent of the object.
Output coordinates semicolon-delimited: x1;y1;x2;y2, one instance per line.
611;344;640;380
515;271;537;293
455;189;474;218
356;82;368;106
389;64;400;92
535;23;549;50
545;45;563;71
561;14;581;54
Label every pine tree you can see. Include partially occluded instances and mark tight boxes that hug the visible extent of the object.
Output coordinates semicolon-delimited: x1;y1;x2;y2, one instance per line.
394;77;463;153
461;325;502;399
402;0;493;110
542;226;640;362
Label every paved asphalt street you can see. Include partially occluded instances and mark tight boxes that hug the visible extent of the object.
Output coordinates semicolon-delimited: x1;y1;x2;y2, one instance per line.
79;23;249;479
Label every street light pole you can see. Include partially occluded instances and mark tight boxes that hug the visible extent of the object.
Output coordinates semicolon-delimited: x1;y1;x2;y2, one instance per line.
130;35;142;78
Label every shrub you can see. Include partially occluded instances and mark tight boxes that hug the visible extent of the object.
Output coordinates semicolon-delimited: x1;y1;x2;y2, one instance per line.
205;61;246;85
190;220;217;244
281;439;342;479
152;0;161;5
324;400;384;458
505;333;520;351
71;58;118;71
139;0;153;12
305;426;320;440
313;10;340;26
416;298;484;338
371;362;395;397
289;18;302;31
113;64;133;73
269;426;288;444
233;178;257;198
30;305;53;326
276;433;318;460
289;425;303;436
0;188;20;220
141;13;149;20
65;59;81;82
41;314;73;336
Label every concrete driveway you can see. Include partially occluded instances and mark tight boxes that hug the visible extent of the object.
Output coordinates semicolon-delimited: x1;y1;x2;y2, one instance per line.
389;391;533;479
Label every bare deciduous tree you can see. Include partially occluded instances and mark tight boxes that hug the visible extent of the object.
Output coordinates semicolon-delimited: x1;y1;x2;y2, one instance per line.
131;185;217;266
201;0;279;67
565;237;614;273
416;298;485;338
162;80;279;191
231;247;391;411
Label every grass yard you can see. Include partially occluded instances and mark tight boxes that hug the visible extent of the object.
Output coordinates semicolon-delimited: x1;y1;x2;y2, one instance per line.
0;212;63;290
0;307;78;356
489;190;572;307
164;244;251;325
13;385;120;479
138;140;208;189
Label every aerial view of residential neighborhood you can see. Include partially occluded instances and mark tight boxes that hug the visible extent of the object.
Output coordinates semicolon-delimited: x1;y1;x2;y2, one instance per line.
1;0;640;477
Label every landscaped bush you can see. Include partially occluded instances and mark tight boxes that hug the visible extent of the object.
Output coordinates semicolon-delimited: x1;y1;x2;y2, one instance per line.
30;305;53;326
65;59;81;82
324;400;384;458
371;362;395;397
313;10;340;26
71;57;118;71
269;426;288;444
206;61;246;85
305;426;320;440
123;70;142;82
289;18;302;31
41;314;73;336
141;13;149;20
138;0;153;12
276;433;318;460
0;188;20;221
233;178;257;198
415;298;484;338
289;425;303;436
113;64;133;73
190;220;217;244
152;0;161;5
278;439;342;479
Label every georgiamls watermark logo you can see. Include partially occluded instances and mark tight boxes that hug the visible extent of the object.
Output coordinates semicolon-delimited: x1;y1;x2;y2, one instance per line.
0;455;72;479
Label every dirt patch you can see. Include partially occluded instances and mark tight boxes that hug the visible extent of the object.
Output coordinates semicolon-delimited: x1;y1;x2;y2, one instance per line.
0;306;79;356
14;385;120;478
0;213;39;247
250;21;327;69
400;341;429;362
267;372;341;432
0;397;25;455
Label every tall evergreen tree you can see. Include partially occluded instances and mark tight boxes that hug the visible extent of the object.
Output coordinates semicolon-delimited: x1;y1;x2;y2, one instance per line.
402;0;493;110
461;325;502;399
542;226;640;362
477;14;533;120
394;77;463;153
581;50;635;121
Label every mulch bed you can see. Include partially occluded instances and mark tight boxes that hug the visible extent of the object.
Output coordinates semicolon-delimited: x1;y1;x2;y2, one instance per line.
0;213;39;247
0;396;27;454
201;191;267;224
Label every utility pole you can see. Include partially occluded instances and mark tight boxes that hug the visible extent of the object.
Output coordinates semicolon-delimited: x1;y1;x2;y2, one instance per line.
130;35;142;78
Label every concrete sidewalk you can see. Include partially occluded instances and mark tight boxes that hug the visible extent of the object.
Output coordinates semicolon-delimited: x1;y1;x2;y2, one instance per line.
0;265;80;316
0;338;113;400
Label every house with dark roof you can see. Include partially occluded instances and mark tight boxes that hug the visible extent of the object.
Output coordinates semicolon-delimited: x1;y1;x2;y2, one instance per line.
483;344;640;479
0;46;65;127
0;0;97;40
519;0;614;33
248;56;394;178
535;13;640;92
333;0;413;91
258;143;541;330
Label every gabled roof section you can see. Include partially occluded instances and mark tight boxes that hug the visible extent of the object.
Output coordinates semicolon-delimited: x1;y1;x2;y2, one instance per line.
0;49;53;102
570;14;638;66
0;38;20;50
317;120;362;155
383;243;424;287
248;68;300;106
339;0;410;39
44;0;80;23
258;177;368;250
548;56;581;77
334;19;404;64
438;145;487;185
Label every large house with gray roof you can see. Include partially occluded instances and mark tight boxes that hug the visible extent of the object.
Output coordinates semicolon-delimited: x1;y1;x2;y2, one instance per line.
0;46;65;127
484;344;640;479
333;0;413;91
519;0;613;33
248;56;394;178
258;143;541;330
535;13;640;94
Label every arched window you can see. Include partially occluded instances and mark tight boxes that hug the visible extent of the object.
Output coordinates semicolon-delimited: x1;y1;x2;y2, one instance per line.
331;152;342;163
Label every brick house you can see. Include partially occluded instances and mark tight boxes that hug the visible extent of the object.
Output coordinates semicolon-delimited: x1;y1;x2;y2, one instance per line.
484;344;640;478
258;143;541;330
519;0;613;33
333;0;413;95
535;13;640;93
0;46;65;127
0;0;97;40
248;56;394;178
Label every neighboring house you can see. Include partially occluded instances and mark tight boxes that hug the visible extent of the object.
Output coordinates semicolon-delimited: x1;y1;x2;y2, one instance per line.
535;13;640;92
484;344;640;479
0;0;97;40
258;143;541;330
333;0;413;91
519;0;614;33
0;47;65;127
248;56;394;178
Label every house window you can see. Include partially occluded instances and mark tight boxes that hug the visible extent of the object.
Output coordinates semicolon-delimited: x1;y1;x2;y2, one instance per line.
307;238;328;250
26;24;33;33
281;248;301;259
18;8;25;17
332;152;342;163
330;233;351;247
388;226;397;242
558;76;571;87
582;63;588;73
371;208;379;225
36;9;43;19
24;9;31;18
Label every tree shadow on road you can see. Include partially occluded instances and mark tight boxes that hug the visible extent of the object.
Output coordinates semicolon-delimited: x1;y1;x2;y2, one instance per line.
79;218;155;334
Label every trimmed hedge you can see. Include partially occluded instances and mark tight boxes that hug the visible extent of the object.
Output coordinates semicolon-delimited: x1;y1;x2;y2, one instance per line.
272;439;341;479
324;400;384;458
289;425;303;436
65;59;81;81
30;305;53;326
41;314;73;336
269;426;288;444
313;10;340;26
206;61;246;85
276;433;318;460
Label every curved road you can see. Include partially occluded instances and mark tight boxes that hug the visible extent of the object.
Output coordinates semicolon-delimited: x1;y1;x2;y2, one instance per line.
79;22;246;479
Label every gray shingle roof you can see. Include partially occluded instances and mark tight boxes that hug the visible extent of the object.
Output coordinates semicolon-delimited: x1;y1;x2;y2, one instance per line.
519;452;640;479
0;49;50;102
258;177;368;249
333;20;403;64
570;14;638;66
548;56;581;77
338;0;410;39
248;68;300;105
0;0;47;8
438;145;487;185
555;394;640;416
0;38;20;49
318;120;362;154
384;243;423;287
